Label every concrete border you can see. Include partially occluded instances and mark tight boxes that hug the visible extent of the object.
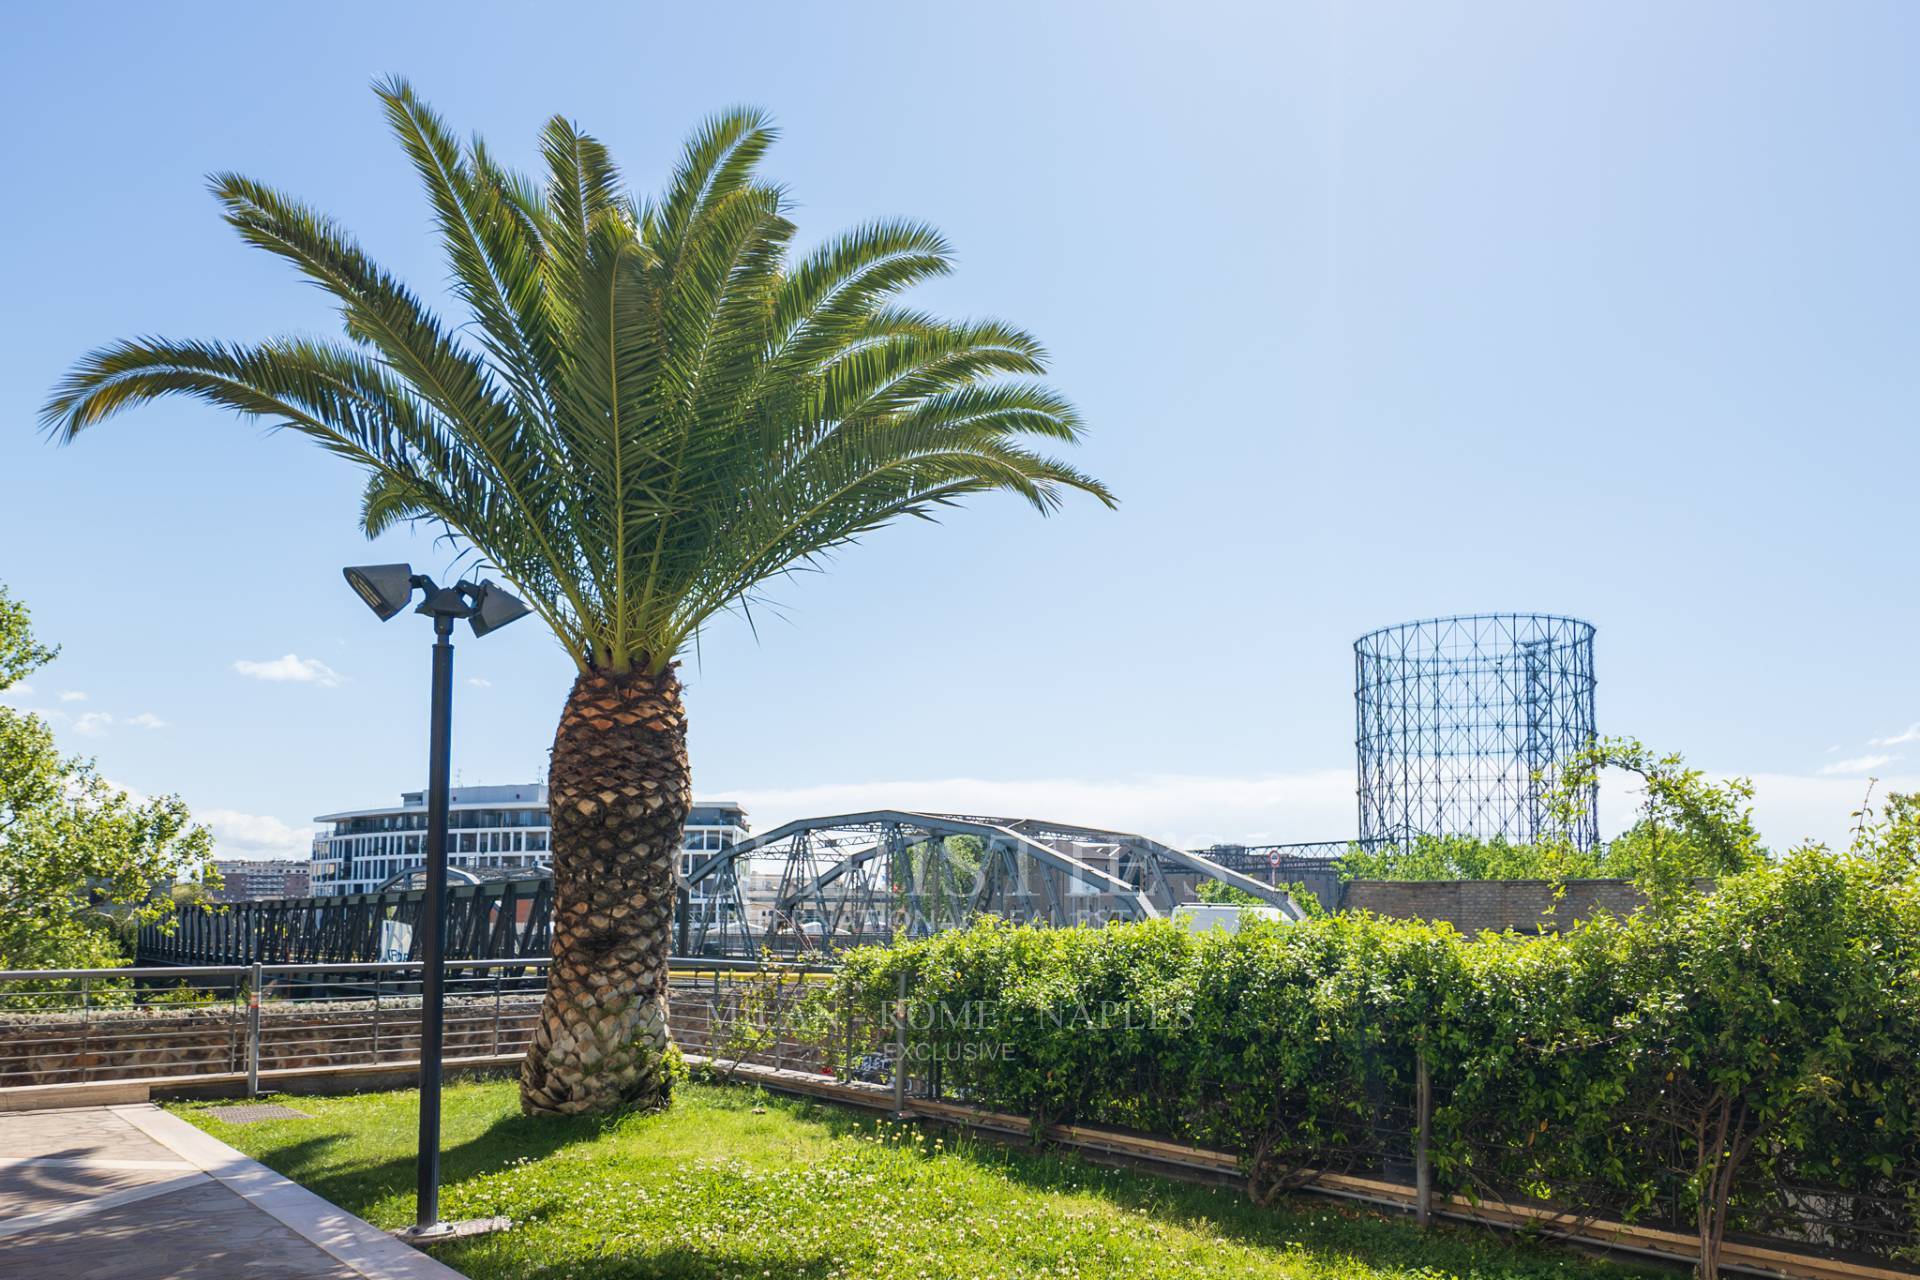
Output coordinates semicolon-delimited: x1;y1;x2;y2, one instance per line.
0;1053;525;1113
113;1105;469;1280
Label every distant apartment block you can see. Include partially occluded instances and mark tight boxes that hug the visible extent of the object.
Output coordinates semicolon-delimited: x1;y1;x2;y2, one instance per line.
209;858;312;901
310;782;749;901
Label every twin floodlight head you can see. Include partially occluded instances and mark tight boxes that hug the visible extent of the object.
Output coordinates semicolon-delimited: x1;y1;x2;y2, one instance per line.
342;564;532;638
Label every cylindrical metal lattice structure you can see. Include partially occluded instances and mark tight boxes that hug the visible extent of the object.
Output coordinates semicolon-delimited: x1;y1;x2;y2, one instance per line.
1355;614;1597;850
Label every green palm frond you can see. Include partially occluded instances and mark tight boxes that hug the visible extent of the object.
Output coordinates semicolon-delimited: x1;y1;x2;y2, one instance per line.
43;82;1113;674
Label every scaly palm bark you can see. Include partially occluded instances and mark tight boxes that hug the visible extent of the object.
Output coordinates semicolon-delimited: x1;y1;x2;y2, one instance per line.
522;668;688;1114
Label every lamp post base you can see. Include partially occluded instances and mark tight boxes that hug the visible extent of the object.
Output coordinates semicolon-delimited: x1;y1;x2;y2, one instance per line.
391;1216;512;1246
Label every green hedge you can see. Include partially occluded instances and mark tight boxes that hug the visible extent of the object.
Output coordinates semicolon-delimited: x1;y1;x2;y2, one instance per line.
825;846;1920;1272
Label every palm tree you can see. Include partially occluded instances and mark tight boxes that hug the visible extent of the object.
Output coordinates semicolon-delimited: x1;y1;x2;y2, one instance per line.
43;81;1112;1116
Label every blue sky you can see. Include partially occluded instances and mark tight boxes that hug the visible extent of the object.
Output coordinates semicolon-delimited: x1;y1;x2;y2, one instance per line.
3;1;1917;859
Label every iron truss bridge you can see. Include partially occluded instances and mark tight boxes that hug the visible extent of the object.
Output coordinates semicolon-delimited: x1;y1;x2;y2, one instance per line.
136;875;553;967
137;817;1323;968
676;810;1303;959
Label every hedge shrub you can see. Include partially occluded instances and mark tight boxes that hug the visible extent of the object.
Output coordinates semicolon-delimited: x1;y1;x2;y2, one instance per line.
825;845;1920;1274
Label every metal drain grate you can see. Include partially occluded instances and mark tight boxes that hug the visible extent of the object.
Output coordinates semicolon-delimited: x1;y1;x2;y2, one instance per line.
205;1103;311;1124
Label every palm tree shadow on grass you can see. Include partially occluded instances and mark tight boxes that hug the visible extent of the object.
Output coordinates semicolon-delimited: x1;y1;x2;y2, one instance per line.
233;1107;614;1221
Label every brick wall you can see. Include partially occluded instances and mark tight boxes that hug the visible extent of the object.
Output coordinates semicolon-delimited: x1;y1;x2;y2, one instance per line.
1340;879;1656;934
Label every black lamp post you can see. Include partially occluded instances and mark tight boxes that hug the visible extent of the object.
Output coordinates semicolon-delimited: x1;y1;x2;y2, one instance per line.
343;563;530;1239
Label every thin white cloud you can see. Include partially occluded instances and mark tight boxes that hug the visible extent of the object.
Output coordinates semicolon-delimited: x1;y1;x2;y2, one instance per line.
126;712;168;730
1818;754;1894;776
98;784;310;862
71;711;113;736
58;690;87;702
200;809;314;860
232;654;344;687
468;677;492;688
1870;723;1920;747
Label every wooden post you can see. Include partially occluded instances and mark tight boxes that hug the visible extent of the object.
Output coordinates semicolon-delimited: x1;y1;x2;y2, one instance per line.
1415;1046;1433;1226
891;967;909;1118
843;985;855;1079
773;973;786;1072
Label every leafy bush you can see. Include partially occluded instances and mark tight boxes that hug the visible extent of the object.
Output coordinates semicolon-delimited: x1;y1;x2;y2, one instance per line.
828;838;1920;1276
1337;833;1601;881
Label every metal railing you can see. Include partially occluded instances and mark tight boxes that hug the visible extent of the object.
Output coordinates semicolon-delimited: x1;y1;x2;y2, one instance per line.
0;958;549;1091
0;957;849;1095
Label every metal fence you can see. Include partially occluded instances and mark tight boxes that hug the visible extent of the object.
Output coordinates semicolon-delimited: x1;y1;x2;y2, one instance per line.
0;959;548;1092
0;958;845;1095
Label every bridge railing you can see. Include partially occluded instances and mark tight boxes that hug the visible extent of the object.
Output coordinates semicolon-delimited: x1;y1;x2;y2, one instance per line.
137;875;554;967
1194;840;1368;880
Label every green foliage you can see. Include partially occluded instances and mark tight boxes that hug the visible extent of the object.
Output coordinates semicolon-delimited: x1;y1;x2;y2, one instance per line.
1338;834;1604;881
903;834;985;900
0;584;214;972
1341;739;1768;895
1195;878;1269;906
829;838;1920;1271
1560;737;1766;899
1598;841;1920;1269
45;82;1112;676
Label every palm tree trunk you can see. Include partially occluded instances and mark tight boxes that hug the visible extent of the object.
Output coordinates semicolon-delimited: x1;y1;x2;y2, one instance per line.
520;665;690;1116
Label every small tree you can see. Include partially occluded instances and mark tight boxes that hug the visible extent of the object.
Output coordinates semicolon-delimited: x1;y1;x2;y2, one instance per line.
1559;738;1765;900
1604;847;1916;1278
1564;744;1904;1278
0;585;214;971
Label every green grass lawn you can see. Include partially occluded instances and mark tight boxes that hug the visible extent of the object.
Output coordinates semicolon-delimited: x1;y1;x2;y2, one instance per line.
172;1078;1653;1280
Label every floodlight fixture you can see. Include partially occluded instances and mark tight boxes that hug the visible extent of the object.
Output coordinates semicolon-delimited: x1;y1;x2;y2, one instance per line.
342;564;533;641
342;563;417;621
466;579;534;638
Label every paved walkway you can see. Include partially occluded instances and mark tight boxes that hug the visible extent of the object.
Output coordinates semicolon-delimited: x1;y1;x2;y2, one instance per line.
0;1104;465;1279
